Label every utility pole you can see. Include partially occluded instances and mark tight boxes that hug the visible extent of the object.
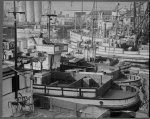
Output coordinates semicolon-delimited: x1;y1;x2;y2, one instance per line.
8;0;25;99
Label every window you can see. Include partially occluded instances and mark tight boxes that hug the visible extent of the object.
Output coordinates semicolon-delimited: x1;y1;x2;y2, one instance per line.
12;75;19;92
33;77;37;84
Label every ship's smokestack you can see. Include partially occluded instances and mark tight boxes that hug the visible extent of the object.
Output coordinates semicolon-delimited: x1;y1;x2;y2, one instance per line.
26;1;34;23
34;1;42;24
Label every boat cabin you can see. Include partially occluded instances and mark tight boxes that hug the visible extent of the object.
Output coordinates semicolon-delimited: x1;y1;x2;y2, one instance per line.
24;43;68;71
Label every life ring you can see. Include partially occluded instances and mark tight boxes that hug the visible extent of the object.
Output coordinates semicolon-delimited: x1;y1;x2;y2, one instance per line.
99;101;103;105
9;41;15;49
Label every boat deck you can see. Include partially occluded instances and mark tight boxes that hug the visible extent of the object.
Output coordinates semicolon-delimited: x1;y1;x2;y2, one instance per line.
115;78;128;81
102;90;136;99
57;84;69;87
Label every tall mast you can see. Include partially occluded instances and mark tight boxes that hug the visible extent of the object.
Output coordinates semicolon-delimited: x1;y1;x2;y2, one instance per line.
8;0;25;98
115;3;119;37
91;0;96;62
81;0;83;30
133;2;136;33
43;0;57;42
14;1;17;82
80;0;84;38
49;0;51;40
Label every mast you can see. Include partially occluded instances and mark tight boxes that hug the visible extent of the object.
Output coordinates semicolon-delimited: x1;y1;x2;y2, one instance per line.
14;1;17;84
133;2;136;33
115;3;119;37
8;0;25;98
92;18;96;62
81;0;83;30
80;0;83;39
91;0;96;62
49;0;51;40
43;1;57;42
74;12;76;30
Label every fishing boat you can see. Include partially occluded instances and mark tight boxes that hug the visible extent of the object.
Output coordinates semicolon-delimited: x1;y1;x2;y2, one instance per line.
32;70;141;111
69;1;149;62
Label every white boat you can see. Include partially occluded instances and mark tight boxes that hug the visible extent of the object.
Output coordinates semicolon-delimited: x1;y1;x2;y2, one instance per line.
69;30;149;62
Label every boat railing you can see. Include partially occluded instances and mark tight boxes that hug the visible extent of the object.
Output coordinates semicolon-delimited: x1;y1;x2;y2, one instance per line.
97;46;149;56
124;74;141;81
33;84;97;98
118;84;138;94
33;84;139;100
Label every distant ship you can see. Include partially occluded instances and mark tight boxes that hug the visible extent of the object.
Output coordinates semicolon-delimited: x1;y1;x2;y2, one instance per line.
68;2;149;63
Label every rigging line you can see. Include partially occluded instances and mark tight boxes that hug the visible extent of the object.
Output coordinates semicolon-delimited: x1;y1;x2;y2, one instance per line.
120;2;146;17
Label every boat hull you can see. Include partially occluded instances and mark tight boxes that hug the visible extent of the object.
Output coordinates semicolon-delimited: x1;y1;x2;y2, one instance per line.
33;93;141;111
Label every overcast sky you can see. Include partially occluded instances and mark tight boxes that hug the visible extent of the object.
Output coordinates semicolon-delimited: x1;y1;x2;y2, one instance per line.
51;1;132;11
4;1;132;11
4;1;147;17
